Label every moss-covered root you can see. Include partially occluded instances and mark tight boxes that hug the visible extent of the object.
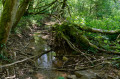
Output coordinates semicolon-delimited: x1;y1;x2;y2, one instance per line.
78;25;120;35
56;22;120;55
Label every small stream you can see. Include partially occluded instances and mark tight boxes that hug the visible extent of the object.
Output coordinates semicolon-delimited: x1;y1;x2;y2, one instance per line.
35;52;67;79
21;32;68;79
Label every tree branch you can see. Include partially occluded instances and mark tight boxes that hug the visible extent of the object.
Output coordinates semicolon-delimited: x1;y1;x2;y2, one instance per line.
12;0;31;30
69;23;120;35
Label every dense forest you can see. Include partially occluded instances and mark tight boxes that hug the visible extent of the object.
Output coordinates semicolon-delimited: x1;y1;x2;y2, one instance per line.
0;0;120;79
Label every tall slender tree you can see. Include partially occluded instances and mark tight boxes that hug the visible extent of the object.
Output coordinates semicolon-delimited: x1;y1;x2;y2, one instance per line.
0;0;31;52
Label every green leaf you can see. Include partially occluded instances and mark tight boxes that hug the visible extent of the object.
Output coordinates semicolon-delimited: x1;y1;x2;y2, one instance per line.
104;40;108;43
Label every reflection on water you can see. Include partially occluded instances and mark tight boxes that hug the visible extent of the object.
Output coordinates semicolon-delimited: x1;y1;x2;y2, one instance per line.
36;52;67;79
33;32;67;79
38;52;55;68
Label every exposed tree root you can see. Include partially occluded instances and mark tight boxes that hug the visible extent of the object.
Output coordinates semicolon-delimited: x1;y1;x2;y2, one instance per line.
53;22;120;56
61;32;120;55
60;32;93;65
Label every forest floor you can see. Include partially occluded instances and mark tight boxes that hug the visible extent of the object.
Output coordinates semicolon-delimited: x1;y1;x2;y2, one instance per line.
1;20;120;79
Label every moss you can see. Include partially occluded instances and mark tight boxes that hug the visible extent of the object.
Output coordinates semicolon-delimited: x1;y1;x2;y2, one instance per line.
55;22;95;50
12;0;30;29
0;0;16;51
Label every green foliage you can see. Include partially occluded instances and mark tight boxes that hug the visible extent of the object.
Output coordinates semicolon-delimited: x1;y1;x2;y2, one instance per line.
28;0;57;15
86;17;120;30
0;1;2;9
0;51;11;62
66;0;120;31
87;47;98;54
112;57;120;68
14;15;46;33
0;43;5;48
0;54;8;60
67;15;120;31
67;16;86;26
112;57;120;60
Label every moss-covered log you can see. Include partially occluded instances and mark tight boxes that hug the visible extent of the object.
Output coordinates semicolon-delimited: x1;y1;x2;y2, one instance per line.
80;26;120;35
68;23;120;35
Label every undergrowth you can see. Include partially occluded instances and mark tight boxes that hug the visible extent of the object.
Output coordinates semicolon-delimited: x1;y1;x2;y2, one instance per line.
13;15;47;34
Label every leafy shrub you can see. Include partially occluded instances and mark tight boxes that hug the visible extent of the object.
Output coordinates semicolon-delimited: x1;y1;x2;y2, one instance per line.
85;17;120;30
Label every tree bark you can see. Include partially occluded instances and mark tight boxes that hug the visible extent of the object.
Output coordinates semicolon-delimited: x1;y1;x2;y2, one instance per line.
61;0;67;18
0;0;31;52
1;0;6;5
12;0;31;30
0;0;19;52
69;23;120;35
79;26;120;34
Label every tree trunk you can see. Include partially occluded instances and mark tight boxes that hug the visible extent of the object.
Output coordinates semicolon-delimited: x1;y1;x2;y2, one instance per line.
0;0;19;52
0;0;31;52
12;0;31;31
1;0;5;5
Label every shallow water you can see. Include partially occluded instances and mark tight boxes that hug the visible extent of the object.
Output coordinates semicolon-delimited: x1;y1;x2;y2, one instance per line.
25;32;68;79
35;52;67;79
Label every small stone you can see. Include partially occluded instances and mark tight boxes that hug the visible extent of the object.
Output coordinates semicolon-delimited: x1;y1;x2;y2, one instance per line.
75;70;97;79
107;75;115;79
80;75;90;79
67;75;77;79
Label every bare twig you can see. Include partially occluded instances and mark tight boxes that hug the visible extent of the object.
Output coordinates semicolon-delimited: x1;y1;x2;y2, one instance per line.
5;75;15;79
0;50;51;68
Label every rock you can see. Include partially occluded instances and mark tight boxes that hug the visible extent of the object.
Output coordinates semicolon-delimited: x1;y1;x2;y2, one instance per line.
75;69;120;79
67;75;77;79
107;75;114;79
52;59;63;68
96;74;102;79
75;70;97;79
